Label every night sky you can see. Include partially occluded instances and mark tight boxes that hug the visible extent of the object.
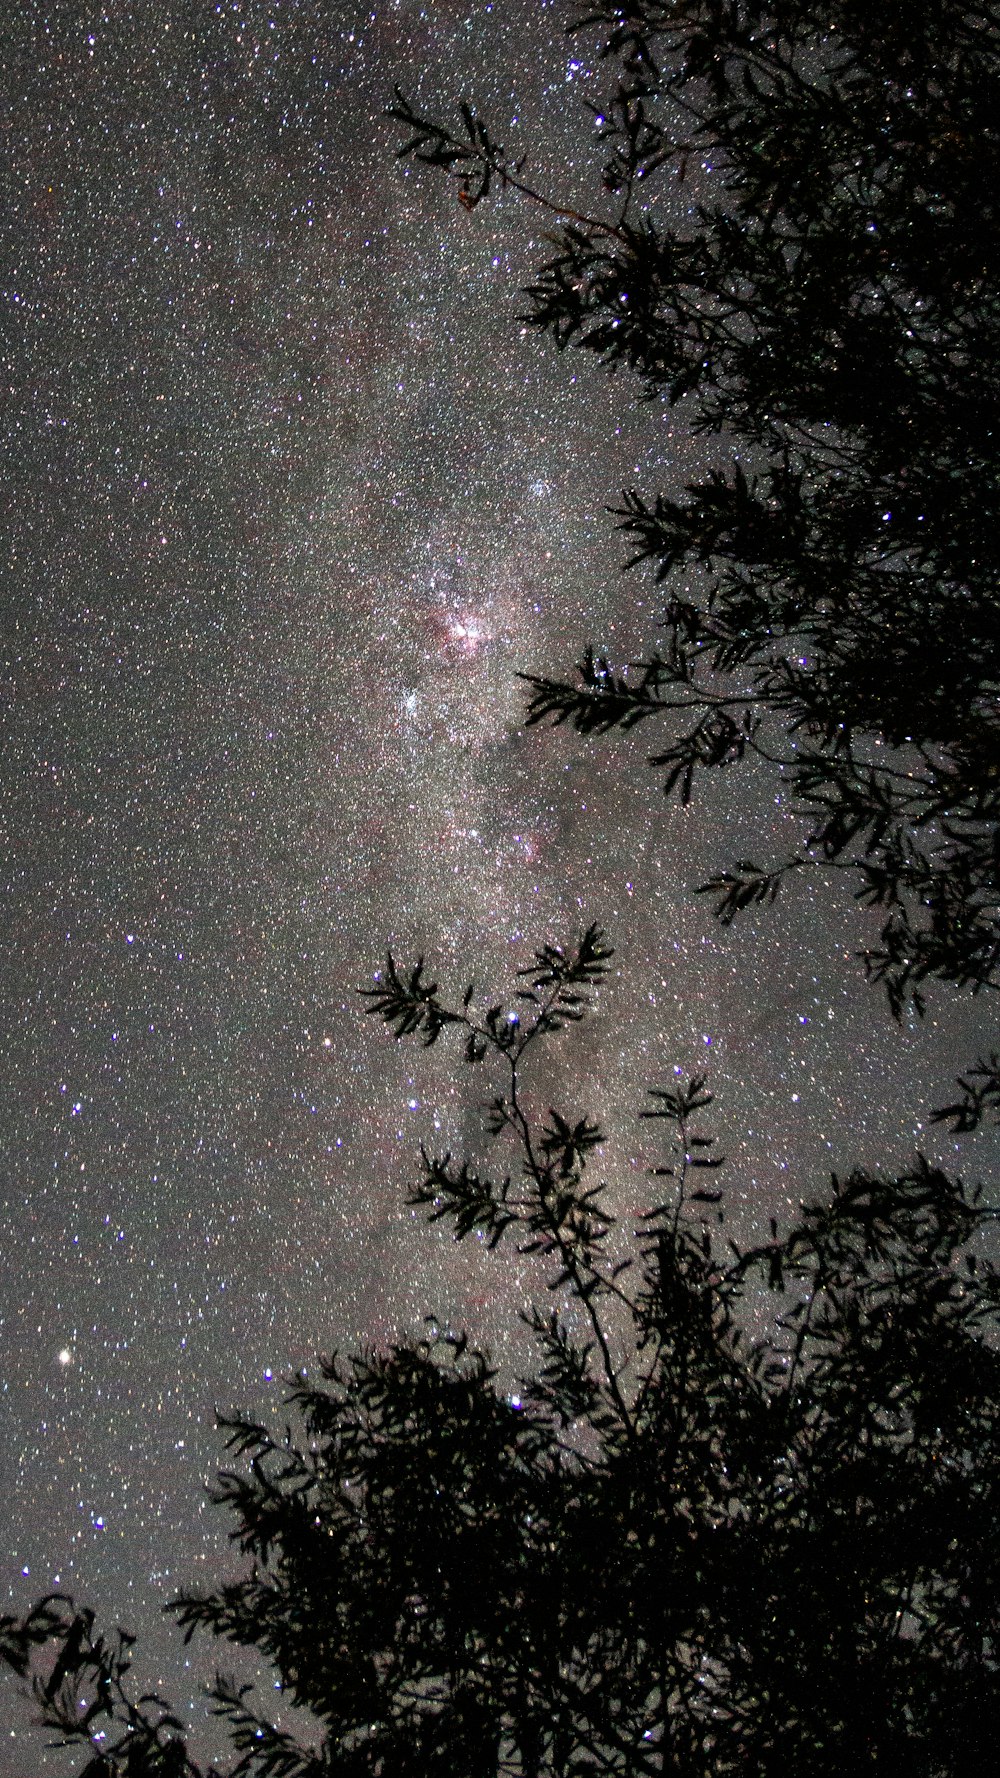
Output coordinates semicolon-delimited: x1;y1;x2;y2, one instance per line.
1;0;995;1766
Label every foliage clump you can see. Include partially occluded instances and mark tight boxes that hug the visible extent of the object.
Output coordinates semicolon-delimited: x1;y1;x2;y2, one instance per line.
395;0;1000;1020
5;930;1000;1774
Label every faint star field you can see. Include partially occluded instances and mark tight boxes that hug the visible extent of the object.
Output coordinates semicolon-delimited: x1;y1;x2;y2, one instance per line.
0;0;995;1767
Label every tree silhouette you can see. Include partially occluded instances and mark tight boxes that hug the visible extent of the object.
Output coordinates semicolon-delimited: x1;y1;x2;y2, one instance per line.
5;928;1000;1774
6;4;1000;1770
392;0;1000;1023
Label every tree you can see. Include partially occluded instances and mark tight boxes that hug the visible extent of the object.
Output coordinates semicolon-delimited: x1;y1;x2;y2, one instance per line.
391;0;1000;1028
6;927;1000;1774
8;5;1000;1769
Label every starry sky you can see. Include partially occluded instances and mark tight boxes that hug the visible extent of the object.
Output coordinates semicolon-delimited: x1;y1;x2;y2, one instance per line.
1;0;996;1766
